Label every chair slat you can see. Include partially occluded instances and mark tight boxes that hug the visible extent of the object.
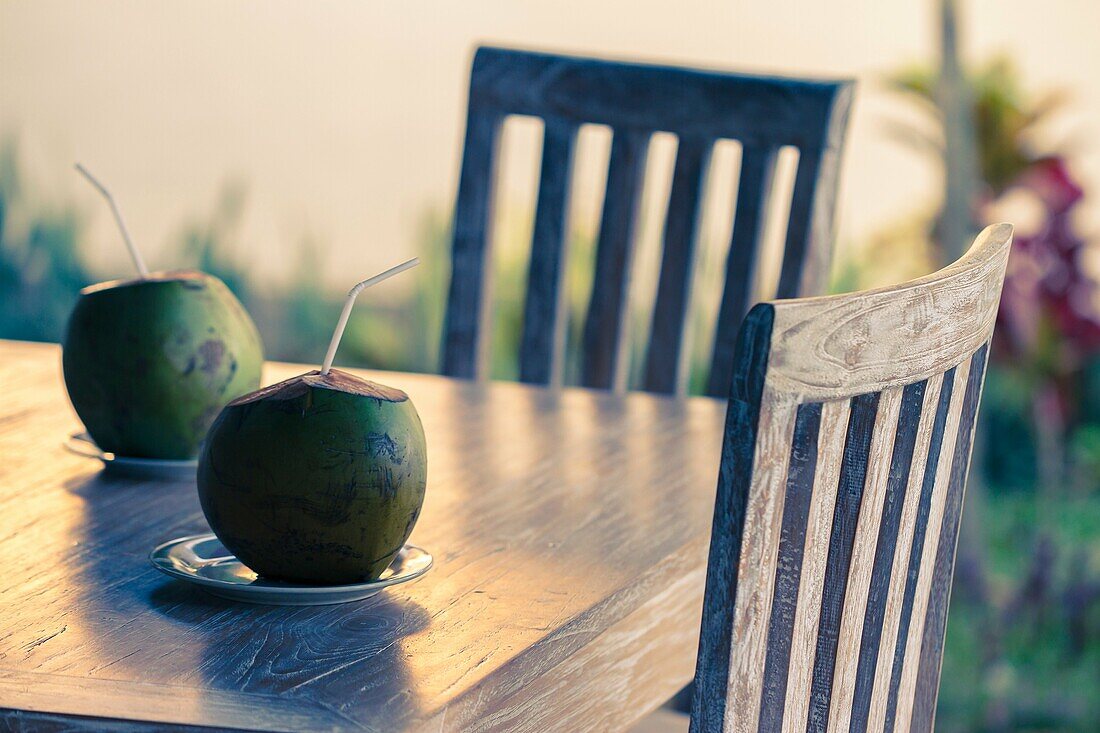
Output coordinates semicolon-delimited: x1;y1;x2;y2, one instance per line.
644;135;713;395
826;387;904;733
867;376;945;732
805;392;881;732
519;119;579;385
690;305;776;733
893;354;972;732
882;365;959;732
777;150;820;299
849;380;929;733
779;398;851;733
909;343;989;733
707;146;779;398
756;402;822;732
443;110;503;379
777;144;844;300
580;129;651;390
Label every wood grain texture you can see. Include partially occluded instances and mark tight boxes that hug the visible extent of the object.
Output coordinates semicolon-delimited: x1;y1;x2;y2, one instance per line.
909;344;989;733
764;223;1012;402
462;560;705;733
690;306;774;733
779;399;850;733
882;366;959;733
825;387;903;733
443;45;854;392
893;355;973;732
867;376;944;733
818;385;902;726
721;390;799;733
805;392;880;732
756;403;822;732
0;340;726;732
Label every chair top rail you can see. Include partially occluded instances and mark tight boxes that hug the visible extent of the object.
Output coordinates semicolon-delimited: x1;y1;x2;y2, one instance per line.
467;45;853;149
760;222;1013;402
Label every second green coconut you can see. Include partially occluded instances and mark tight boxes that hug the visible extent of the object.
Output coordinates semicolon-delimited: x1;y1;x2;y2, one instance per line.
63;270;263;459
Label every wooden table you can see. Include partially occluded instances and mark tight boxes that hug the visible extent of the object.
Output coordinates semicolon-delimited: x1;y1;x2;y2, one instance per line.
0;340;726;732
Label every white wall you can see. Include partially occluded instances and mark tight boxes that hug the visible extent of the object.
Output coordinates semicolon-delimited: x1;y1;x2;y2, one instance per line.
1;1;1097;286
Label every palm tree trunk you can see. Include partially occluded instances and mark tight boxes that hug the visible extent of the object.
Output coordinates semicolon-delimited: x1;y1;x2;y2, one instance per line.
936;0;981;264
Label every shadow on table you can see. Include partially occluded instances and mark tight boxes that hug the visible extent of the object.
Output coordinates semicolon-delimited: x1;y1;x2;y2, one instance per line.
147;580;433;727
64;470;433;729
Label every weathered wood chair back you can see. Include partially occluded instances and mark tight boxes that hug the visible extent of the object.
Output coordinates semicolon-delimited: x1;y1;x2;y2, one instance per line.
442;46;854;395
691;224;1013;733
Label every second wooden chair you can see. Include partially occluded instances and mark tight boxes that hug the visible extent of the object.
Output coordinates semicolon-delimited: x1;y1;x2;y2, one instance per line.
442;46;854;396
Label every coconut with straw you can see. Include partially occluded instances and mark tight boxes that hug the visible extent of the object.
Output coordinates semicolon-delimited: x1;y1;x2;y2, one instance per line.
62;164;263;459
197;260;427;584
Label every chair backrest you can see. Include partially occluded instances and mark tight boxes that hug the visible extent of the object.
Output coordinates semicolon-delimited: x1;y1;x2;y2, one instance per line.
690;223;1013;733
442;46;854;395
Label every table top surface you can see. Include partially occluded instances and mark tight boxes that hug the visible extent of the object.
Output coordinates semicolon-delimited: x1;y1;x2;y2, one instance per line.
0;340;726;732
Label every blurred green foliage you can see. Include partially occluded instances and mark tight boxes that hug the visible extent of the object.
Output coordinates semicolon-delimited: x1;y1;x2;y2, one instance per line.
0;142;86;343
0;141;450;375
891;59;1069;196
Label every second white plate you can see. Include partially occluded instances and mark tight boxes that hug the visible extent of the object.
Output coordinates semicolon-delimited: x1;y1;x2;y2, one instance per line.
64;432;198;481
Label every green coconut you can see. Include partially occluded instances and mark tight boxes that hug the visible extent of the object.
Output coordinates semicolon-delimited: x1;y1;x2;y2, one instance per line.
62;270;263;459
196;369;428;584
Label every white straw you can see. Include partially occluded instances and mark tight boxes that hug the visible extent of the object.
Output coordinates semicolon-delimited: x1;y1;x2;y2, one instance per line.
75;163;150;278
320;257;421;375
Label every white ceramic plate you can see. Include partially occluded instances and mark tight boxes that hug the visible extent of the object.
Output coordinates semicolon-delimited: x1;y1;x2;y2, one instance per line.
64;432;198;481
149;533;433;606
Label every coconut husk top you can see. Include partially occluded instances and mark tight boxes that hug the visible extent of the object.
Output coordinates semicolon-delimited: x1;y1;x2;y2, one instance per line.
230;369;408;407
79;269;210;296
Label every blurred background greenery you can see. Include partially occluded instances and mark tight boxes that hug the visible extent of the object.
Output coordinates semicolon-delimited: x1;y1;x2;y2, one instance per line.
2;4;1099;732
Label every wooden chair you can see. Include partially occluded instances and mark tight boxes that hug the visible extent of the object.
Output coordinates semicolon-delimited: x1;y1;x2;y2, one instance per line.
633;223;1013;732
442;46;854;396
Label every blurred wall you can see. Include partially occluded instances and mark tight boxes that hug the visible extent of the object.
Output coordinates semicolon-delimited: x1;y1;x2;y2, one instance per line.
1;0;1097;286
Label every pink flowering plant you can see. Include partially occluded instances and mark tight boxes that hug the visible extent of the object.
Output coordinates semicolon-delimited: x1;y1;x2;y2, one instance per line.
887;59;1100;732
